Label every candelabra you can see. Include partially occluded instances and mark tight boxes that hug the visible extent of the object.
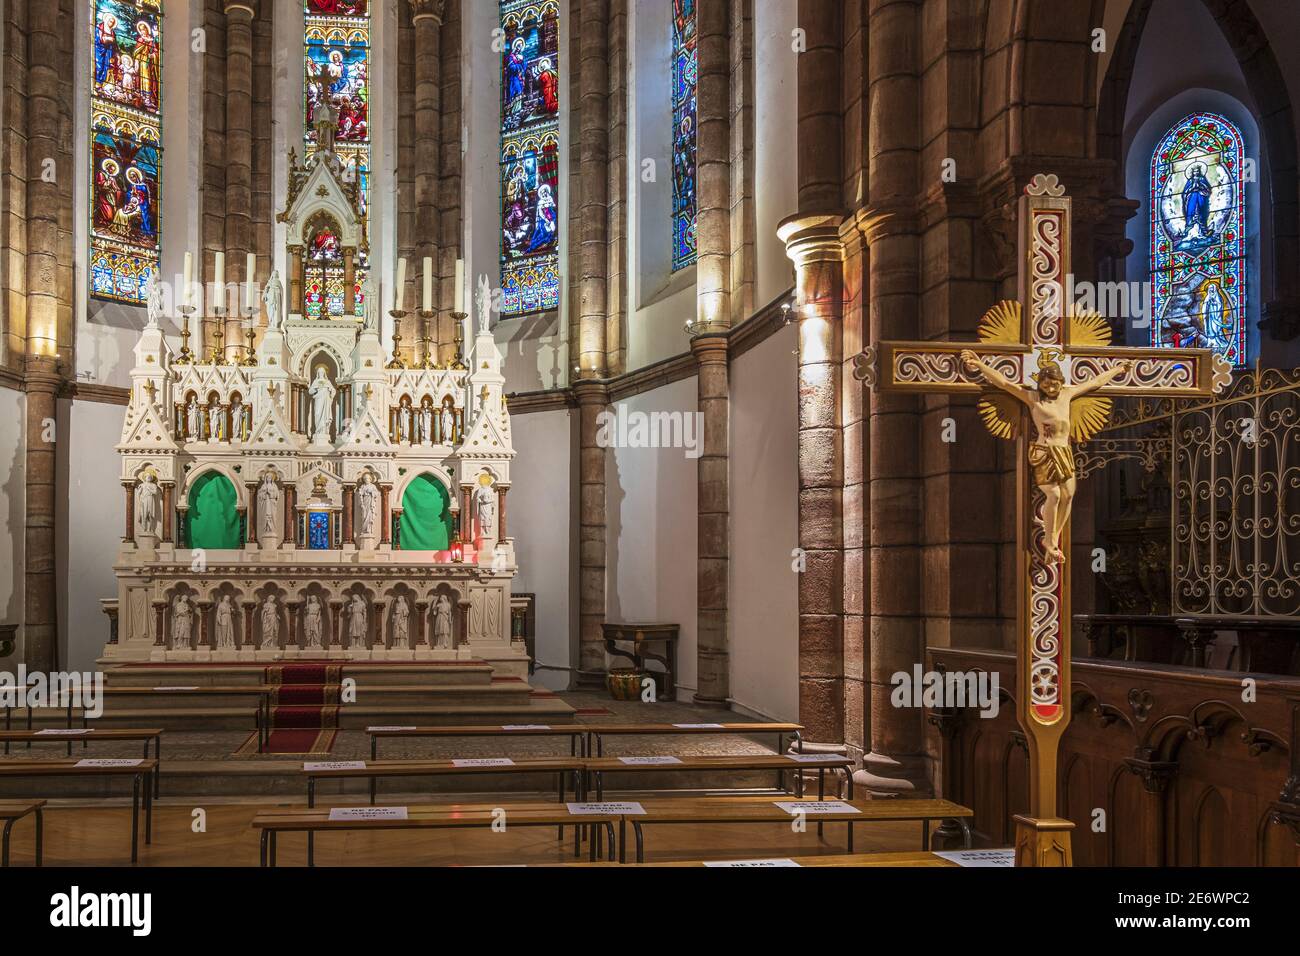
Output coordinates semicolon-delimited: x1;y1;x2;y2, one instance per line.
175;305;195;364
210;303;227;365
451;312;467;370
240;303;259;367
386;309;408;369
417;309;437;369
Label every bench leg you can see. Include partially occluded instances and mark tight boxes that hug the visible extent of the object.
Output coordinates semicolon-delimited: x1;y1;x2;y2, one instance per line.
153;739;161;799
144;772;153;845
260;830;268;867
270;830;278;868
634;821;645;864
922;819;929;851
847;821;853;853
2;819;12;867
34;808;42;867
958;818;972;849
557;772;565;841
817;769;825;837
619;818;626;864
307;779;316;867
605;822;615;862
131;775;140;864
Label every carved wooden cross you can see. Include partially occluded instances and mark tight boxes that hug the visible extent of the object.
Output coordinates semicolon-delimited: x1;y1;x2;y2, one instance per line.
857;173;1231;866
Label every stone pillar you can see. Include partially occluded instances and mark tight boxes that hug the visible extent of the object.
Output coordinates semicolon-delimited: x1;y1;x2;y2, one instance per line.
410;0;443;353
497;486;508;543
198;602;212;651
460;486;472;540
578;0;609;376
779;214;845;745
372;600;386;650
692;335;730;705
695;0;730;331
152;602;167;648
122;482;137;544
162;483;175;543
245;483;257;545
329;601;344;648
380;484;392;545
283;485;296;545
224;0;256;361
285;602;299;651
415;601;429;647
22;357;60;669
342;484;355;544
242;602;255;650
457;600;470;650
573;380;609;683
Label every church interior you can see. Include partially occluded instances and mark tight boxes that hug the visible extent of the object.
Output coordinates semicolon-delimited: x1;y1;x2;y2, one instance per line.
0;0;1298;900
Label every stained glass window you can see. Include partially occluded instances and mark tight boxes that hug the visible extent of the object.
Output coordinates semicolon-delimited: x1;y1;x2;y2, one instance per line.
671;0;697;272
1150;112;1246;366
304;0;369;317
500;0;560;317
90;0;163;305
303;217;345;319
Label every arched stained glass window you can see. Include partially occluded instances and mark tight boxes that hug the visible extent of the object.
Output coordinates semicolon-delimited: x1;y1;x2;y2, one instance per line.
500;0;560;318
1149;112;1246;366
671;0;697;272
90;0;163;305
304;0;369;317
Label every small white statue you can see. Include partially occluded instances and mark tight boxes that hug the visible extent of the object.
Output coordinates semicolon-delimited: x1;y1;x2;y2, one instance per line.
259;594;280;650
361;274;378;331
172;594;193;649
355;473;380;539
420;400;433;443
475;482;497;541
208;397;224;441
399;398;412;443
303;595;324;649
256;473;280;538
145;272;164;330
263;269;284;330
475;273;493;333
214;594;236;650
432;593;453;650
308;366;336;444
347;594;368;649
441;404;455;444
186;396;200;439
136;473;161;536
230;396;245;441
391;595;409;650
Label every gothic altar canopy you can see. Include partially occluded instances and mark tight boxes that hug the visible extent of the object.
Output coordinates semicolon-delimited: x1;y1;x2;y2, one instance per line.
104;132;526;675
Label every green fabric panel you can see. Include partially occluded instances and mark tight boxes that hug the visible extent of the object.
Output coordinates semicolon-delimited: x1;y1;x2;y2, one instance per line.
187;471;242;550
399;473;452;551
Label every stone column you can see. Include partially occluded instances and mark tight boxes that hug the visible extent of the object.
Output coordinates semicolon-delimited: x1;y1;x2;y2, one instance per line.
288;246;304;315
779;214;845;744
22;358;60;669
410;0;443;352
415;601;429;647
329;601;344;648
242;602;255;650
245;483;258;545
372;600;386;650
224;1;256;361
380;484;392;545
695;0;730;331
573;380;609;683
198;602;212;651
285;602;299;651
578;0;609;376
122;482;137;544
152;602;167;648
342;484;355;544
283;485;296;545
692;334;730;705
162;483;175;543
460;486;472;540
497;486;508;543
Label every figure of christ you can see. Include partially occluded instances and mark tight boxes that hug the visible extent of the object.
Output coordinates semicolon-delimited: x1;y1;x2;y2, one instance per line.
441;404;455;444
355;474;380;539
390;595;410;650
186;397;200;439
420;401;433;444
260;595;280;650
309;367;336;443
960;349;1132;562
303;595;324;649
256;474;280;538
432;594;453;650
347;595;368;650
172;595;193;649
214;595;236;650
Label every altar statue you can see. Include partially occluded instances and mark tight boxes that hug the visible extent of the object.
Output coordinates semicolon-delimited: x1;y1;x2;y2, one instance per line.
208;396;224;442
347;594;368;649
420;399;434;444
475;482;496;541
186;396;200;439
399;397;413;444
361;274;378;330
441;403;455;444
145;272;163;330
961;349;1132;562
214;594;236;650
303;595;324;649
433;593;453;650
391;595;409;650
475;273;493;333
136;473;161;536
259;594;280;650
355;473;380;539
263;269;284;330
230;395;246;441
309;366;336;443
172;594;193;649
256;473;280;538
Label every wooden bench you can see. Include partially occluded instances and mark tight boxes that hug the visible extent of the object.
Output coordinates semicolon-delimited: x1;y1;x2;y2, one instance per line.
0;729;164;797
252;802;621;867
0;759;157;862
0;800;44;867
301;757;589;864
564;850;962;867
581;722;802;758
103;686;270;751
622;796;974;863
583;753;855;801
3;697;83;744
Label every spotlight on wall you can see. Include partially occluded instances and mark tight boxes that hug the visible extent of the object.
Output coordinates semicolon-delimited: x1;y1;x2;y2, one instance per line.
684;317;696;333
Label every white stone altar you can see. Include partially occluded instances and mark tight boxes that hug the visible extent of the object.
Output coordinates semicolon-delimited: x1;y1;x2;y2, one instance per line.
102;135;527;677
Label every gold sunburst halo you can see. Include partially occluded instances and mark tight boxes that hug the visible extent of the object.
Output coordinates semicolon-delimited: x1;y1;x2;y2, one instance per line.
1068;310;1114;348
978;391;1020;440
978;301;1021;344
1070;395;1113;442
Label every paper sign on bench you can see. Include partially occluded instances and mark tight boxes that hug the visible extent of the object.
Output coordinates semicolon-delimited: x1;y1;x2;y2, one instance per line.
785;753;840;763
566;802;646;816
303;761;367;771
773;801;860;815
703;858;803;868
75;758;143;768
501;725;552;730
672;723;725;729
36;728;90;736
934;848;1015;868
617;756;683;765
328;807;409;821
366;726;417;732
452;758;515;767
153;686;200;691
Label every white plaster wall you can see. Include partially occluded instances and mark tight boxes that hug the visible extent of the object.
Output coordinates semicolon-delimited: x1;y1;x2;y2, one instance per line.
605;376;699;695
753;0;798;310
509;406;577;691
59;399;123;671
0;388;25;643
729;323;798;721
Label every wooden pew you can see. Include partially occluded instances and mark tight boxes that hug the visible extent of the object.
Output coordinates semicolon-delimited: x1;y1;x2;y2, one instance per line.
252;802;621;867
0;800;44;867
582;753;855;801
0;729;164;796
0;759;157;862
301;757;589;864
622;796;974;863
103;686;270;751
565;850;962;867
581;722;803;758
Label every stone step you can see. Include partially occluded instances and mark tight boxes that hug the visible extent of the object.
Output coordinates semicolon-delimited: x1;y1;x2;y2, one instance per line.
102;662;497;688
99;682;535;711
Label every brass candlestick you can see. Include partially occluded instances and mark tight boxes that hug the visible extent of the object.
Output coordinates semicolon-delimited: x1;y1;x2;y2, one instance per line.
241;305;259;366
451;311;467;370
417;309;436;368
210;308;227;365
175;305;195;364
386;309;408;369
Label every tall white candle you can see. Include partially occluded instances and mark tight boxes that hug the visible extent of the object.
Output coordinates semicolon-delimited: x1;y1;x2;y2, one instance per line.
244;252;256;311
214;251;225;289
394;257;407;312
454;259;464;313
422;257;433;313
183;251;193;306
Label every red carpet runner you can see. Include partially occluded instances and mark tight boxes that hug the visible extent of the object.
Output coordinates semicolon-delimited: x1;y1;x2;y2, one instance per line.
237;664;341;755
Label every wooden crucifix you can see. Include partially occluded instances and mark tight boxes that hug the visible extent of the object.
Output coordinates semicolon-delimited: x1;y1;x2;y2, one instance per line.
858;173;1232;866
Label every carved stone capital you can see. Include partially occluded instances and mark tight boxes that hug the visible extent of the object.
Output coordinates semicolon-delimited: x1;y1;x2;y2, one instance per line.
408;0;446;24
